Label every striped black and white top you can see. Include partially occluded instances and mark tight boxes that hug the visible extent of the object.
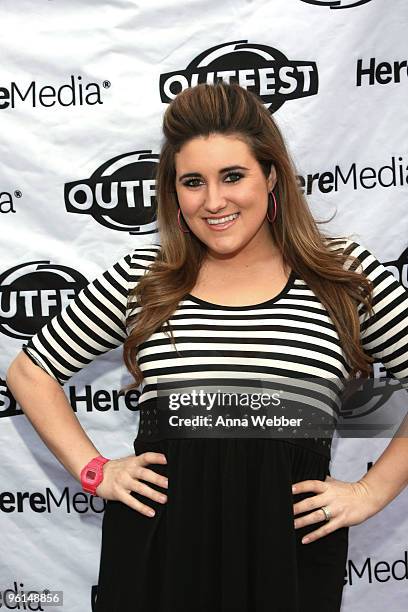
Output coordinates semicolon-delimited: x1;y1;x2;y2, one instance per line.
22;238;408;459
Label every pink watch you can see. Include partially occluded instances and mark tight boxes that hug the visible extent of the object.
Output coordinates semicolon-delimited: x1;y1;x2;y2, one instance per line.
80;455;110;495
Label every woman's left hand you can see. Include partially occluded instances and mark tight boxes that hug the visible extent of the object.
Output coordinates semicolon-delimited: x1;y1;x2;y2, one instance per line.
292;475;380;544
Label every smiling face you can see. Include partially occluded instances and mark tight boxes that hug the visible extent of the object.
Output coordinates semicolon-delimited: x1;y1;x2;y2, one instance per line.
174;132;277;263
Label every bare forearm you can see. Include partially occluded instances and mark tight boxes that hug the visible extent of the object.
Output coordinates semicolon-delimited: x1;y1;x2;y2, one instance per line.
6;352;101;483
358;415;408;513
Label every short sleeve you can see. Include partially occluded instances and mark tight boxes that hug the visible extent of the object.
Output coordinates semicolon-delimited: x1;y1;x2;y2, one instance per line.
21;245;160;386
342;239;408;389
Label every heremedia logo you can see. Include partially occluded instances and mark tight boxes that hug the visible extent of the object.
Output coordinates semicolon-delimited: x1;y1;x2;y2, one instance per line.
159;40;318;113
0;486;106;514
0;582;62;611
298;155;408;196
356;57;408;87
0;75;110;110
64;151;159;234
0;188;22;215
346;550;408;585
300;0;373;9
2;381;141;420
0;260;87;340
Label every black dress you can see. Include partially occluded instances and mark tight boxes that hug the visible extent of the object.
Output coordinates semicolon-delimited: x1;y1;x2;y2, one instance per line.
95;437;348;612
21;239;408;611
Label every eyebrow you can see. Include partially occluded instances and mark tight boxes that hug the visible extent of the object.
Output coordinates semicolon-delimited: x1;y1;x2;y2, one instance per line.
178;165;249;182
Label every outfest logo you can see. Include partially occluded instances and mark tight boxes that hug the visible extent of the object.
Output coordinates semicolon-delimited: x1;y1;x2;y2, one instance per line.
0;379;21;418
64;151;159;234
159;40;318;113
300;0;373;9
338;246;408;422
0;260;87;340
0;75;110;110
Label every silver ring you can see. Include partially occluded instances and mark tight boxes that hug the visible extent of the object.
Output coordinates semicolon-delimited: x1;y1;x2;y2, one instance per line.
320;506;331;522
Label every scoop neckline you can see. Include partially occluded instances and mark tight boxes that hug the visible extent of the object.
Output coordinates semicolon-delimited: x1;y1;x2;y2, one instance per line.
185;269;297;310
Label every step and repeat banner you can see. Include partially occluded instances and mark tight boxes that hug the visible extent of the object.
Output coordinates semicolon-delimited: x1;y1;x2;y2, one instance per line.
1;1;407;610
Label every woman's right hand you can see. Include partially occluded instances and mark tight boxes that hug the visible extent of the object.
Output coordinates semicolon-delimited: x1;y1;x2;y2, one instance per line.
95;452;168;517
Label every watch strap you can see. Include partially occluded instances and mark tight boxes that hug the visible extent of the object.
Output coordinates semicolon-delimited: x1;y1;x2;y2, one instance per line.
80;455;110;496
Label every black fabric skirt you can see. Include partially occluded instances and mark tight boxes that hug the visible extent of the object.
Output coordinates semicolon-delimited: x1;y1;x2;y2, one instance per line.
94;438;349;612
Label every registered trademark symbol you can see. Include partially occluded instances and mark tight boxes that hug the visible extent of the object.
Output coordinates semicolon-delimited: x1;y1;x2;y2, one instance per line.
43;589;50;595
103;80;111;88
14;190;22;198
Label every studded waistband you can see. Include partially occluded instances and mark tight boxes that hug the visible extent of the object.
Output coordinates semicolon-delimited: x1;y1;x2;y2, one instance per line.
134;401;334;458
137;405;161;441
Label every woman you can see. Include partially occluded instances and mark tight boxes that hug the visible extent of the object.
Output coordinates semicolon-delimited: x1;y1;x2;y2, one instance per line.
7;82;408;612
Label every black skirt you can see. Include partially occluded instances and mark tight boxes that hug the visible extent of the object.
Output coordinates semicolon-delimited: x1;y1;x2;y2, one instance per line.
94;438;349;612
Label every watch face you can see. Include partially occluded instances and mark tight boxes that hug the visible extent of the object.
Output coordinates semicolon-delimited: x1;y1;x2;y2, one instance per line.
86;469;97;480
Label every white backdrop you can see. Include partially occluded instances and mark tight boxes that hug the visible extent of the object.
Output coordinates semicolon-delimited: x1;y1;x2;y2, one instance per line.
1;1;407;610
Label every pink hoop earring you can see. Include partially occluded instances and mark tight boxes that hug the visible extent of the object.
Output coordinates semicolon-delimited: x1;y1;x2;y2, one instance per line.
177;207;190;233
267;191;277;223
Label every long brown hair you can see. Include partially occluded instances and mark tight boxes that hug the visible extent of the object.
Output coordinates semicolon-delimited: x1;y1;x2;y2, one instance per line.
121;81;374;394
